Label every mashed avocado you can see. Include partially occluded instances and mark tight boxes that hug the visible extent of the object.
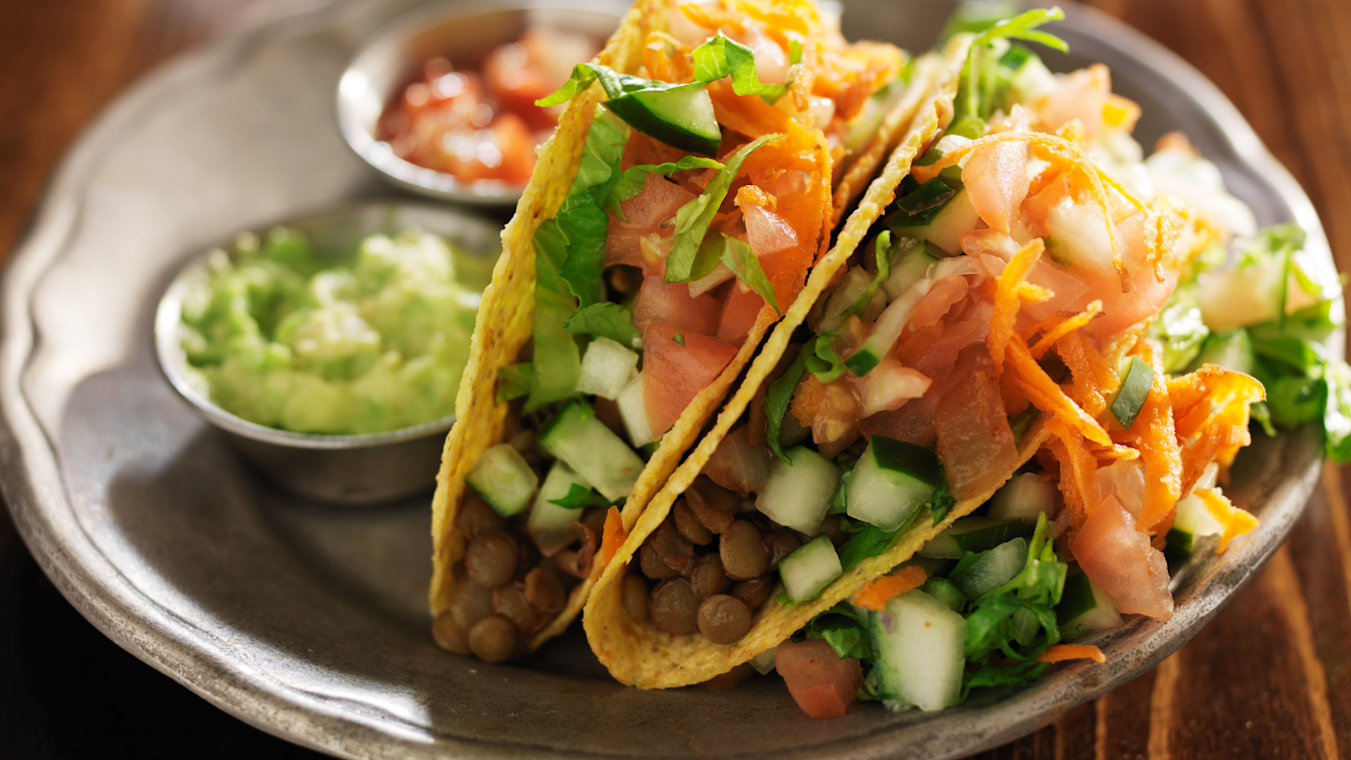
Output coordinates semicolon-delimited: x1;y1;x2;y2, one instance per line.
177;226;479;435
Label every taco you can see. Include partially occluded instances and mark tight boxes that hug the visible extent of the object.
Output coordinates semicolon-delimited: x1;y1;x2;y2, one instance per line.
580;7;1268;708
429;0;933;663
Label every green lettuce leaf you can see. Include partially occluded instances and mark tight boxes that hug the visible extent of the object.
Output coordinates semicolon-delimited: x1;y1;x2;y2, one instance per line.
548;483;611;510
563;302;642;349
665;134;782;282
765;343;811;464
803;603;872;660
692;32;801;104
496;362;535;403
951;7;1067;137
721;234;782;315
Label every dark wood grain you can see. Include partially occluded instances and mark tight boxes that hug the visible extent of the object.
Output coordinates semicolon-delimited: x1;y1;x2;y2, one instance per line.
1;1;1349;759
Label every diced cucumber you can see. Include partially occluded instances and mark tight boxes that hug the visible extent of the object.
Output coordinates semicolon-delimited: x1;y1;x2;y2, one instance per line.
881;238;938;301
1188;330;1256;375
528;461;593;555
576;337;639;400
466;443;540;517
1058;569;1122;633
749;647;778;675
779;535;844;603
889;185;980;256
846;436;940;531
616;372;657;448
756;447;841;533
605;87;721;156
844;276;934;376
949;538;1028;598
917;517;1027;559
1006;48;1055;104
988;473;1057;524
538;402;644;501
813;266;873;334
1167;487;1225;557
869;589;966;711
1109;355;1155;429
1011;607;1040;647
921;576;967;613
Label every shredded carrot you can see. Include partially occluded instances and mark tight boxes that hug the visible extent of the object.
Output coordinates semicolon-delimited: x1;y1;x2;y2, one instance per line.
1054;331;1117;417
1030;301;1103;361
1038;644;1106;664
851;566;927;611
601;506;626;566
1118;342;1182;534
1007;341;1113;447
1194;488;1259;553
989;239;1044;376
1018;281;1052;305
736;184;777;211
1103;94;1141;131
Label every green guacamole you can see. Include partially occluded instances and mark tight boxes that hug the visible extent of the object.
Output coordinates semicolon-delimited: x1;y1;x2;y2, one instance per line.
177;226;481;435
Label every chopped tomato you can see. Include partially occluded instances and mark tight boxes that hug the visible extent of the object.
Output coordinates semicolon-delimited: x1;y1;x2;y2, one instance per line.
1071;495;1174;620
605;221;668;274
743;204;798;256
1082;265;1177;341
962;137;1030;235
909;275;970;329
643;324;738;436
623;174;697;227
1036;63;1111;141
633;275;724;336
774;639;865;719
935;368;1018;501
716;282;765;345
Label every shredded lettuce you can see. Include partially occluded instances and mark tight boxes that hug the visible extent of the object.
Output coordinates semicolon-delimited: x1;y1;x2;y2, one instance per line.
800;603;872;660
721;234;782;315
563;302;642;349
527;108;631;411
765;343;811;464
665;134;782;282
496;362;534;403
949;7;1067;138
548;483;611;510
540;33;801;110
1149;298;1210;374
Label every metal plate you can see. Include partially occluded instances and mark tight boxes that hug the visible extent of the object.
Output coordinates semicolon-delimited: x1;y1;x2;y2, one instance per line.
0;1;1336;758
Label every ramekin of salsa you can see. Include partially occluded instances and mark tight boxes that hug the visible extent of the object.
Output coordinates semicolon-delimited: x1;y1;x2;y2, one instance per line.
337;1;621;204
154;203;501;504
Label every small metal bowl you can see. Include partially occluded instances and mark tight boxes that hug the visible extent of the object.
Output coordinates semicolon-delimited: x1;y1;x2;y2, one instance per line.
336;0;624;205
154;201;502;505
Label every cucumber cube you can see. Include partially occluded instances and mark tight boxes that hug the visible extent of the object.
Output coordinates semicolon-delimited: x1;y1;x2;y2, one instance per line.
779;535;843;603
1058;569;1123;632
949;538;1028;599
1109;355;1155;429
577;337;639;400
756;447;841;533
466;443;539;517
528;461;594;556
988;473;1058;524
846;436;940;531
616;372;657;448
920;577;967;613
870;589;966;711
538;402;644;501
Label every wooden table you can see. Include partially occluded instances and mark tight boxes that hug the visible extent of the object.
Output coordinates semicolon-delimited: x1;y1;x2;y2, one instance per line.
1;1;1347;758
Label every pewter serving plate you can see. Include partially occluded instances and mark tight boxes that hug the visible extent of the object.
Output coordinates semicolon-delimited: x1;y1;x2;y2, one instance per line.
0;1;1336;758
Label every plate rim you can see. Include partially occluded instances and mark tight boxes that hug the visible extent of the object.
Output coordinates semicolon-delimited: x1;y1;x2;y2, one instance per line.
0;2;1335;759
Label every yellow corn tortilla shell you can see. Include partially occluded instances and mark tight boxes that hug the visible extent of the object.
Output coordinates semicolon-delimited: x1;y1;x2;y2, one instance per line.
430;0;916;654
582;35;981;688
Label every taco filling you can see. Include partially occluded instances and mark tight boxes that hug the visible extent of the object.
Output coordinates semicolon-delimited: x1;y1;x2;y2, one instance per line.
741;11;1349;719
590;7;1346;714
434;0;915;663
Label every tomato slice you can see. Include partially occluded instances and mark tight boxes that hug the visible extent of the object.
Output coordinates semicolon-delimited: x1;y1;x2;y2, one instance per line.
634;275;724;337
1071;495;1174;620
643;324;738;436
774;639;864;719
934;368;1018;501
716;282;764;345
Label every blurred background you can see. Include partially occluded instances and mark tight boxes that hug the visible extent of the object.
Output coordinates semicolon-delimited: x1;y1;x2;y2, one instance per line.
1;0;1349;758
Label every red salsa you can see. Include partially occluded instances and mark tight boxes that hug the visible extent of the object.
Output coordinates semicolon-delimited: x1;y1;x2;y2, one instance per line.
377;27;600;185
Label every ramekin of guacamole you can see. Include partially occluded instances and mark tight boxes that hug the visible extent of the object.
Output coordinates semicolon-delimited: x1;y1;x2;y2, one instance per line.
173;224;479;436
